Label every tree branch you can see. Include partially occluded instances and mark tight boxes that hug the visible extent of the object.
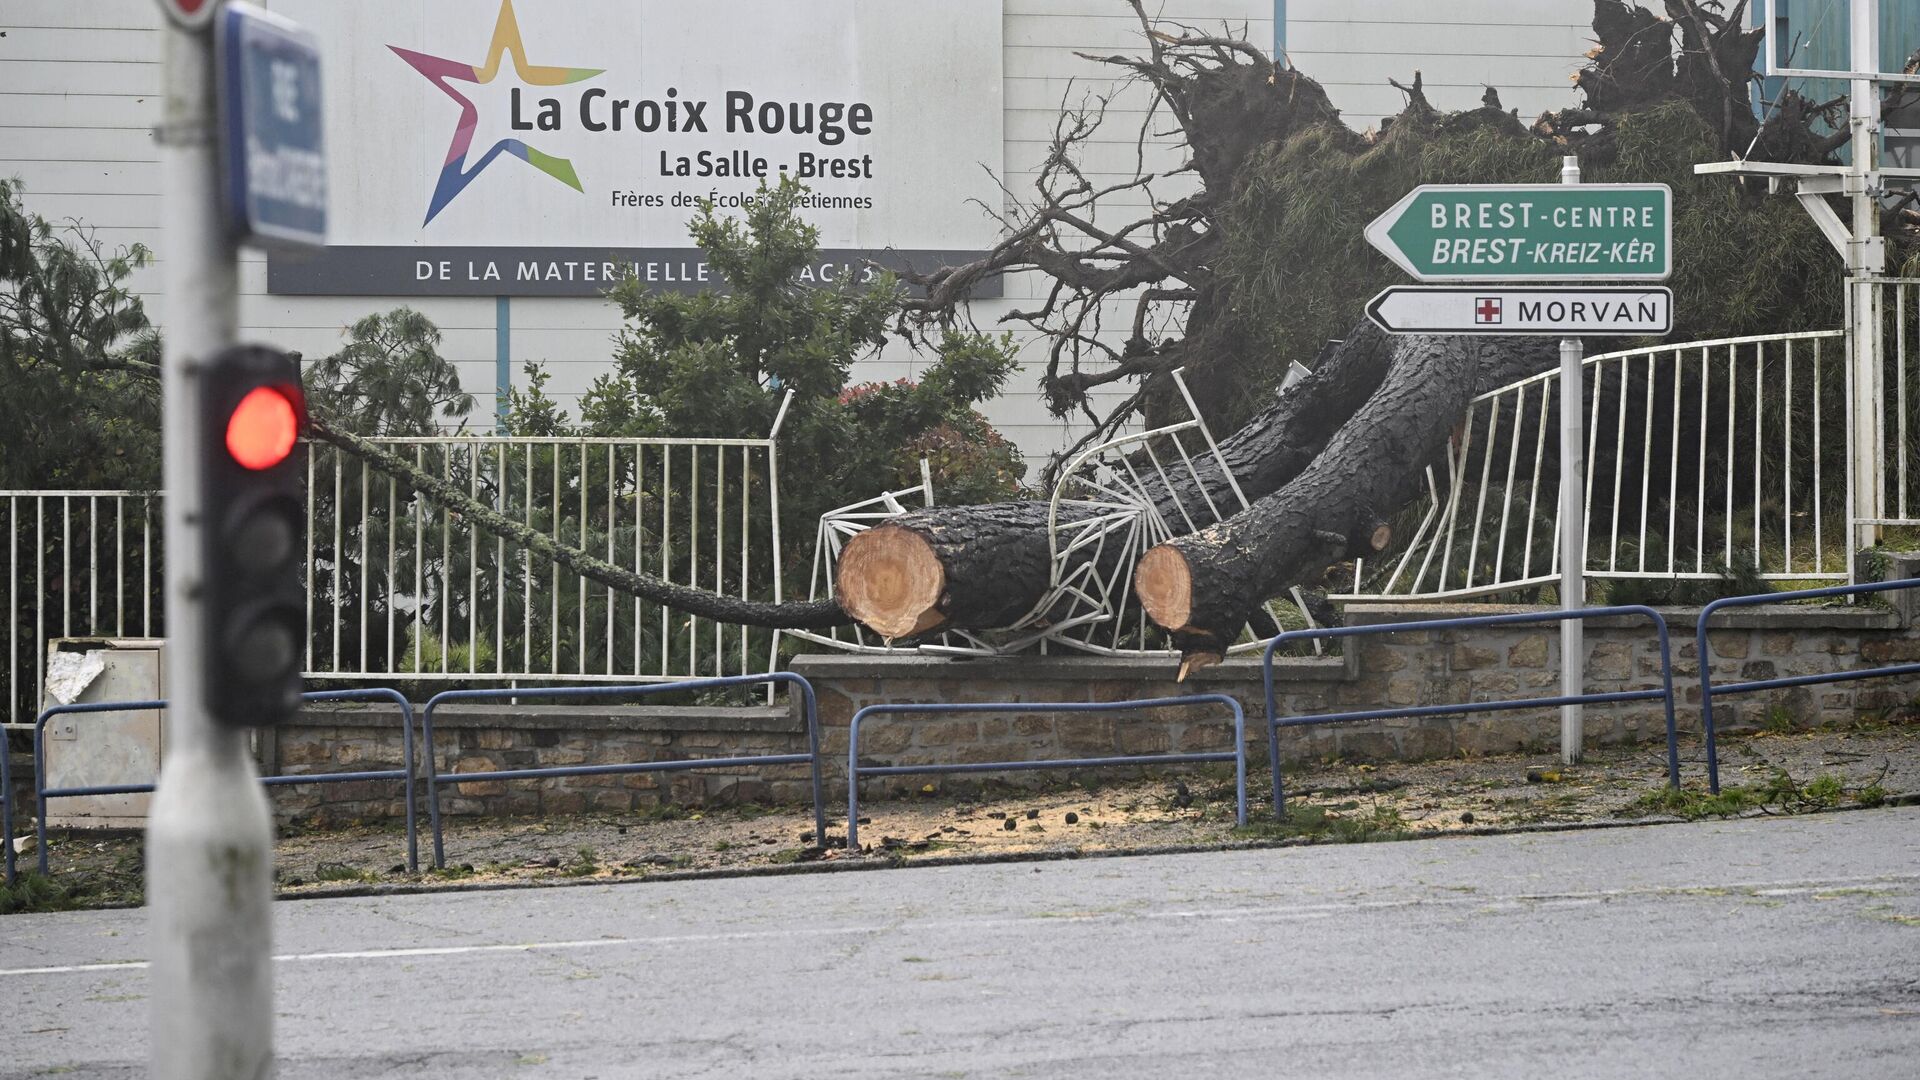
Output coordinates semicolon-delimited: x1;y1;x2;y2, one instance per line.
305;415;854;630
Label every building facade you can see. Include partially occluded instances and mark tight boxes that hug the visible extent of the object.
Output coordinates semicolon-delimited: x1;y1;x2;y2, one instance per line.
3;1;1670;463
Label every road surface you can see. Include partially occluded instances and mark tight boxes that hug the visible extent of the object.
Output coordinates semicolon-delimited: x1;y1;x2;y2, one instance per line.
4;809;1918;1078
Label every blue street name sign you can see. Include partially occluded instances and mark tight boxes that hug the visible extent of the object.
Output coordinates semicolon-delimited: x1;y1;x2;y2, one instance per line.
217;2;326;249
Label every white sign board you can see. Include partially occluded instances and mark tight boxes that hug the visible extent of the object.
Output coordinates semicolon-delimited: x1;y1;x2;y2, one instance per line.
1365;286;1673;336
266;0;1004;296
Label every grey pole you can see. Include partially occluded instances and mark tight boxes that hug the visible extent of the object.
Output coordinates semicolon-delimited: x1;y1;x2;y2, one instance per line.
148;3;277;1077
1558;154;1586;765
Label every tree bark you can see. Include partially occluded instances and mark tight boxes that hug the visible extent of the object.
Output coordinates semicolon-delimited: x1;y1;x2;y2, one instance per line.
1135;334;1498;667
307;418;854;630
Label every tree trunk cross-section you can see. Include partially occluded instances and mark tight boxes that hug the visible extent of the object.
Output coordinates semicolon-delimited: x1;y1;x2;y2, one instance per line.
835;523;945;639
834;323;1410;639
837;322;1557;648
1135;333;1509;669
835;502;1108;639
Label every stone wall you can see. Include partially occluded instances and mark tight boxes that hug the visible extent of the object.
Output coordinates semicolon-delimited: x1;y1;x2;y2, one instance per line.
265;703;814;826
791;602;1920;796
247;600;1919;822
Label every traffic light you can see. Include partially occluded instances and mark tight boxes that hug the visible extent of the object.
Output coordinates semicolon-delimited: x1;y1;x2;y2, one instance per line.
200;344;307;727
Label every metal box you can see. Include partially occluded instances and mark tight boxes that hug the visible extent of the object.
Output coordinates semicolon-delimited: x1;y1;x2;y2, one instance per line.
40;638;165;829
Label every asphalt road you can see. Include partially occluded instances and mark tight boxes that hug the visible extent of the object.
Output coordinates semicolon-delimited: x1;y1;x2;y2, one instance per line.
4;809;1918;1079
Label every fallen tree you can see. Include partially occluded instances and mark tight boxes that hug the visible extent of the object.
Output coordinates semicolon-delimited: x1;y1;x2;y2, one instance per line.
835;323;1408;638
1134;334;1495;668
835;324;1559;643
844;0;1847;669
292;1;1860;671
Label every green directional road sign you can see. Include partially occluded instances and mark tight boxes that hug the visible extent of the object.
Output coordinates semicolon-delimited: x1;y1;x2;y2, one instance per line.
1365;183;1672;282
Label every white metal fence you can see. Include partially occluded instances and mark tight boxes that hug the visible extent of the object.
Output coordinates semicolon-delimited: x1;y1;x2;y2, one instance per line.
1335;331;1852;601
4;421;789;726
303;432;784;685
1869;279;1920;532
11;322;1916;710
3;491;162;726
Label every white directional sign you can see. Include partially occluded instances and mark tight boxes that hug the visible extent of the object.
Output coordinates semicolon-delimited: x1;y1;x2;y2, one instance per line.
1365;286;1673;336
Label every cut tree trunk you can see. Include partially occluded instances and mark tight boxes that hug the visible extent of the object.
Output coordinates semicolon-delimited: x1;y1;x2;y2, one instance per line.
834;325;1400;639
837;321;1555;642
835;501;1102;639
1134;333;1497;668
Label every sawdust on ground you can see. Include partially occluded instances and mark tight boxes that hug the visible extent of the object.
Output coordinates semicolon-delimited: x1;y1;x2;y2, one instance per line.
16;719;1919;908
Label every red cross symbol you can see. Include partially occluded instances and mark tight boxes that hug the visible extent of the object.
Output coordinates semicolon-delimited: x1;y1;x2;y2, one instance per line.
1474;297;1503;324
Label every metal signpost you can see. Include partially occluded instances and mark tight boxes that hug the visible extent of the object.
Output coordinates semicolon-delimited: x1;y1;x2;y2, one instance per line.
1367;164;1675;765
148;1;324;1076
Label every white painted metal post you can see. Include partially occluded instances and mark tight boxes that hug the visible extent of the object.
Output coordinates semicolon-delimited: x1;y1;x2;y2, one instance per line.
1849;0;1886;553
1558;154;1586;765
148;4;277;1078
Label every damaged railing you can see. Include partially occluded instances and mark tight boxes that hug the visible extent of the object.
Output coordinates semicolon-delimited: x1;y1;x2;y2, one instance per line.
1335;331;1850;601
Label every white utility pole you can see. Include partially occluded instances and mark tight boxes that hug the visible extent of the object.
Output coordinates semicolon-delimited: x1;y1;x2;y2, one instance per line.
1557;154;1586;765
148;1;277;1077
1849;0;1887;554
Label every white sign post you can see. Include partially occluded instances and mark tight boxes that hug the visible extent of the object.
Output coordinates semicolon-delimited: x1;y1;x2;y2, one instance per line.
1365;158;1680;764
1557;156;1587;765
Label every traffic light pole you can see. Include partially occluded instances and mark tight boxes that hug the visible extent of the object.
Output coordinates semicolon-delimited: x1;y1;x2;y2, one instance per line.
149;4;277;1077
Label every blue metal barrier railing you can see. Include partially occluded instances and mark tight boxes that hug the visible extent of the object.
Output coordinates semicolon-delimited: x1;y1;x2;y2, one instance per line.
28;688;420;877
845;695;1247;850
421;673;826;869
1698;577;1920;793
1261;606;1682;816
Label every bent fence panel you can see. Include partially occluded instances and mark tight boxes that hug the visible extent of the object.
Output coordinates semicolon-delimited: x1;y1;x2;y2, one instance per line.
1697;577;1920;792
845;695;1247;849
419;673;825;869
786;369;1327;662
1334;332;1850;601
1261;607;1683;815
19;688;419;882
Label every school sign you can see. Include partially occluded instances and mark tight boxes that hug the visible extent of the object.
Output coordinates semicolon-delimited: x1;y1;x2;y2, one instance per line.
265;0;1004;296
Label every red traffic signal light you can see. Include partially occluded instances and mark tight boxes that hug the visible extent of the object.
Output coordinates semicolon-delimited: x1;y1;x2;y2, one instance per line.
201;345;307;727
225;385;302;470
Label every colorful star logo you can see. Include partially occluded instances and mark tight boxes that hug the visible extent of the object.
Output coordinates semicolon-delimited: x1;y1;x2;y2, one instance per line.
390;0;602;225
